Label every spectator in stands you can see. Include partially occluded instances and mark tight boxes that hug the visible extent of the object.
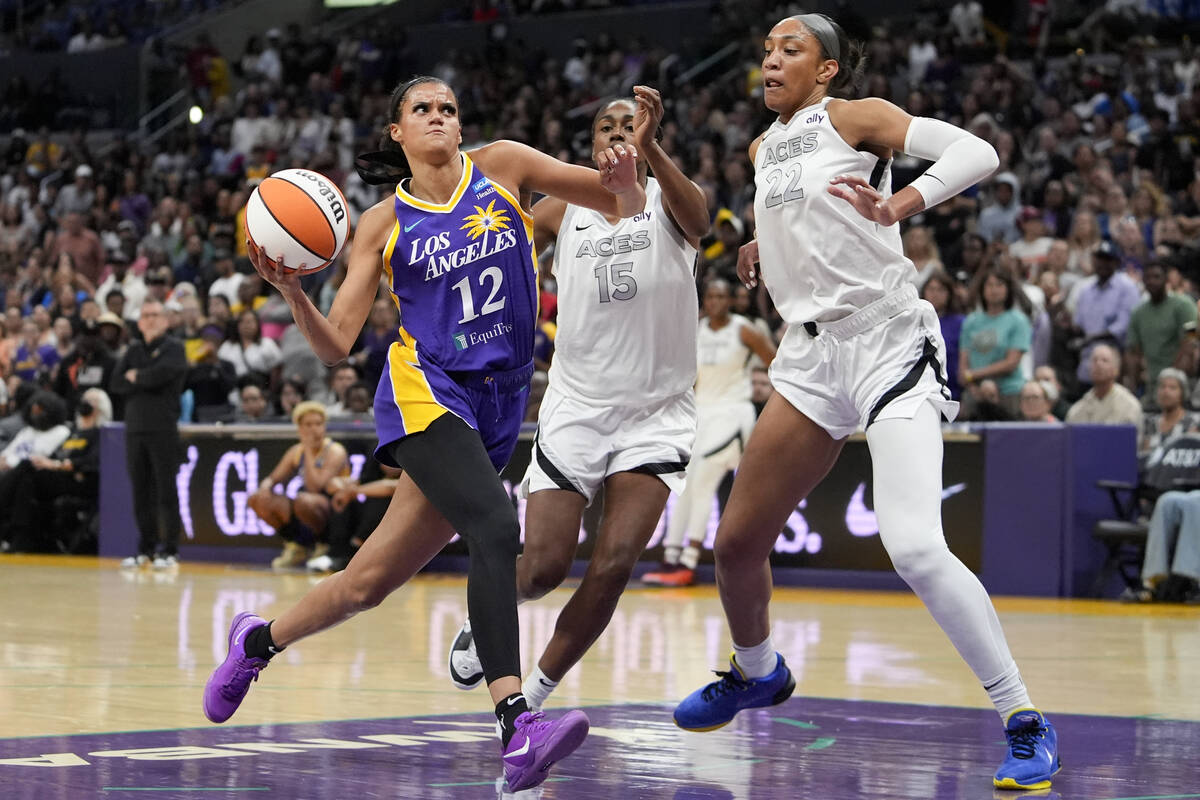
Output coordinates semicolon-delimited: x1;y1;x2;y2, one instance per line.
1072;242;1140;388
12;317;58;383
1125;261;1196;399
274;377;306;421
1033;366;1072;420
1066;344;1142;426
207;292;234;335
699;209;744;284
1139;368;1198;456
920;269;965;400
143;265;174;308
967;378;1014;422
232;274;266;314
54;164;95;218
102;289;126;321
960;266;1031;416
0;391;70;478
977;172;1021;245
247;400;348;570
111;299;188;570
95;311;126;357
207;249;244;307
323;363;359;415
903;225;942;289
330;381;373;422
1066;210;1102;277
1009;207;1054;277
0;387;108;552
1019;379;1059;423
187;323;238;422
217;309;281;382
52;318;115;412
50;212;104;287
1129;486;1200;603
233;378;271;423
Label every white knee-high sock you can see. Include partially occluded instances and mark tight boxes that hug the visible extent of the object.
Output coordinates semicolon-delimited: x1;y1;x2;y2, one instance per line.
867;402;1033;721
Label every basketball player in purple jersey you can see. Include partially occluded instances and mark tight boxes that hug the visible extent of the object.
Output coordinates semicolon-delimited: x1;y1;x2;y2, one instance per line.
202;76;645;792
671;14;1060;790
446;87;711;709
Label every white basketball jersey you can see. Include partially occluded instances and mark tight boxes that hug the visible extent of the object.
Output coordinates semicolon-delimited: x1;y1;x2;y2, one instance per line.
548;178;698;404
753;97;913;324
696;315;752;407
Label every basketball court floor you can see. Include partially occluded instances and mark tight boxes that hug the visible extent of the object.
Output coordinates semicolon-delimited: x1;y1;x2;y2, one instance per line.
3;555;1198;799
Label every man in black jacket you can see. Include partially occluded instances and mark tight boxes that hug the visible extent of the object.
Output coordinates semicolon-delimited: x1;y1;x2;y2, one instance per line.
110;299;188;569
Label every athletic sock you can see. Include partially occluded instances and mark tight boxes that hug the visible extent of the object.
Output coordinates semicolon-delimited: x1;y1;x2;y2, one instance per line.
680;545;701;570
662;545;682;566
732;634;777;679
496;693;530;747
983;662;1033;723
521;665;559;711
244;621;284;661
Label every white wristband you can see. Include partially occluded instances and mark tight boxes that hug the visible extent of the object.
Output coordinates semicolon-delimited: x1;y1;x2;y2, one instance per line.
904;116;999;211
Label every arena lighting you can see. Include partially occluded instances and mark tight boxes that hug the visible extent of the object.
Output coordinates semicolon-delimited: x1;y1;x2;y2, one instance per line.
188;105;204;125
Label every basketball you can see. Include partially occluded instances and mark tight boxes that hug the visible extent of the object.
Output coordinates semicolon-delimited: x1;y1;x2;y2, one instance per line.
245;168;350;273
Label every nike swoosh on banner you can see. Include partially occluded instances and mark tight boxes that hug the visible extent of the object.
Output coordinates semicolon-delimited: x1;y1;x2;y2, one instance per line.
503;737;531;759
844;482;970;538
404;218;427;233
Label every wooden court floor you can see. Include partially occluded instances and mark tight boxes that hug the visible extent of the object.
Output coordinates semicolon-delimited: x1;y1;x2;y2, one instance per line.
2;555;1199;799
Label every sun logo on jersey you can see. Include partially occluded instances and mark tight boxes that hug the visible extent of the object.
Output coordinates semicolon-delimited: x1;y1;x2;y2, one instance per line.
460;200;511;240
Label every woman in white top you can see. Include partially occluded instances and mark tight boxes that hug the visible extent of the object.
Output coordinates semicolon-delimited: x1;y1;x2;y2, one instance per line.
217;309;283;379
670;13;1060;792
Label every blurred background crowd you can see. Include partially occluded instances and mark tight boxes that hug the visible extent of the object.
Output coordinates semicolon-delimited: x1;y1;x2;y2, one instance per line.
4;0;1200;555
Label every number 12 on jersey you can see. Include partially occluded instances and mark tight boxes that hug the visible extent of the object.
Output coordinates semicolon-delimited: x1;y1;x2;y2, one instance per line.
593;261;637;303
452;266;506;323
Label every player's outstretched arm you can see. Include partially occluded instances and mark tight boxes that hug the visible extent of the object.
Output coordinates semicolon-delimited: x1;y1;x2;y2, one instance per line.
826;98;998;227
473;140;646;220
249;201;392;365
632;85;708;245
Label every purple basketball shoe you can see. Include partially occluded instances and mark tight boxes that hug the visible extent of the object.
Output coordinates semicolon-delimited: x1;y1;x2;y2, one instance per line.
502;710;589;792
202;612;269;723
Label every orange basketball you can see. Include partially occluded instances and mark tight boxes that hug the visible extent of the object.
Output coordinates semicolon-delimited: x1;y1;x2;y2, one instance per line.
245;168;350;273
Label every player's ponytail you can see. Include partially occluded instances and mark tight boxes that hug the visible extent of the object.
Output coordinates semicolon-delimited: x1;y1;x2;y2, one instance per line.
791;14;867;99
354;75;446;186
830;37;867;99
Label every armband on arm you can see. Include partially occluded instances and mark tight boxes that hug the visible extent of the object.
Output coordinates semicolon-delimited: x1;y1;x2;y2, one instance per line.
903;117;1000;211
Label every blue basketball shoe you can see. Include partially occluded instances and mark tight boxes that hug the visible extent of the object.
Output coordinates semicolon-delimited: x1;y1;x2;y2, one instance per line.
674;652;795;731
993;708;1061;790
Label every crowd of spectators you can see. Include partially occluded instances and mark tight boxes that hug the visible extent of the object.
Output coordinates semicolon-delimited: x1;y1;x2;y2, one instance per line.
6;1;1200;556
0;0;237;54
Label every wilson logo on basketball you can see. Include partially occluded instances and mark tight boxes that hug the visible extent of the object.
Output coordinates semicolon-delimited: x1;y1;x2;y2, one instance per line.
294;170;347;224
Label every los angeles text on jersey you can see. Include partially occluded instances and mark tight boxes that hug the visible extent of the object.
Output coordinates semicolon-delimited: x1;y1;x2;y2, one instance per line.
410;228;520;282
759;130;818;167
